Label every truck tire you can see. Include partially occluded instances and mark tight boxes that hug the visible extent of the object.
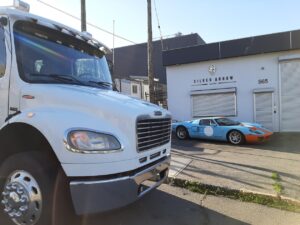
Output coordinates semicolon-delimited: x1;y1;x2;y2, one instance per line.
0;152;80;225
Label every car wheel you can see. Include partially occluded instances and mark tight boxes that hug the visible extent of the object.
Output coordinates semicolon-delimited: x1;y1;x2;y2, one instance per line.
228;130;245;145
176;126;189;140
0;152;80;225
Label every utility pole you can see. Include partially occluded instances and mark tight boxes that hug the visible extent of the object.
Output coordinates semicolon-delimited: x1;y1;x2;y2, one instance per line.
147;0;155;104
112;20;115;76
81;0;87;32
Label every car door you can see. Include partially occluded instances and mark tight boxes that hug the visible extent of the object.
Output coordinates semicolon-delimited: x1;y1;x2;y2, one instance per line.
198;119;224;140
210;119;223;138
189;120;201;138
198;119;214;139
0;22;9;125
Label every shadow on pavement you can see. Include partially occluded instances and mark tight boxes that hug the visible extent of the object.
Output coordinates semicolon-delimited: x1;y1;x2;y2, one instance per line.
81;189;249;225
173;150;300;181
171;133;300;200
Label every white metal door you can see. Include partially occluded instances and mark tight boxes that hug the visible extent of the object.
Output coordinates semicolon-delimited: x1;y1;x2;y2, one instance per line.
254;92;274;131
280;60;300;131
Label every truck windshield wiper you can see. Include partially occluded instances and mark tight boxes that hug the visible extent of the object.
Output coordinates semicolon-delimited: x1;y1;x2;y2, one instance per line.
88;80;112;88
30;73;86;86
30;73;112;89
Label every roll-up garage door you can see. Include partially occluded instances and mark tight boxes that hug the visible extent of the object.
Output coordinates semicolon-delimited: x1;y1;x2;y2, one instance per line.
280;60;300;131
191;88;236;117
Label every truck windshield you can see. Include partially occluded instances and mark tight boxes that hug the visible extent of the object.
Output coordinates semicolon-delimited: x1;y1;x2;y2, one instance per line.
13;21;112;89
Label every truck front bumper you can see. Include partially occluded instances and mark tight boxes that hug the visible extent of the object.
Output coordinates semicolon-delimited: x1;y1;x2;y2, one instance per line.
69;155;171;215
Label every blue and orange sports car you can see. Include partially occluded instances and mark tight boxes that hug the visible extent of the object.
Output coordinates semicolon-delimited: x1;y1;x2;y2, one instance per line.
172;117;273;145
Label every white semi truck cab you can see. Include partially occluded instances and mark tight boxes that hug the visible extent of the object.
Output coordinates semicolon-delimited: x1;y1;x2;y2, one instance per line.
0;2;171;224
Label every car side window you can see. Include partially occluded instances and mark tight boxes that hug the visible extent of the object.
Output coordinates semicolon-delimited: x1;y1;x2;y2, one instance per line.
0;25;6;77
210;120;217;126
199;119;211;126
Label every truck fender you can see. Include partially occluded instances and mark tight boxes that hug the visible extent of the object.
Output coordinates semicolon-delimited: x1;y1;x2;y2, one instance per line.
3;107;128;164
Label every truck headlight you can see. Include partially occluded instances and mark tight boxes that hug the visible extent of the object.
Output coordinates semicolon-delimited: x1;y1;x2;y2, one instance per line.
65;129;122;153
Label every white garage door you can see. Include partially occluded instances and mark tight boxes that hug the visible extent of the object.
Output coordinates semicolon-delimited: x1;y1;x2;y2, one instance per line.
254;92;274;131
280;60;300;131
192;90;236;117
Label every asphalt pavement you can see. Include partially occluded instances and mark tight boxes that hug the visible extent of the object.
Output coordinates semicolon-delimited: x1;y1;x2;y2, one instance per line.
80;184;300;225
170;133;300;201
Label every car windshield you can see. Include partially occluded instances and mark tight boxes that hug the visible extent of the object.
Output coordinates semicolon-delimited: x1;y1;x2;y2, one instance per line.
215;118;240;126
13;21;112;89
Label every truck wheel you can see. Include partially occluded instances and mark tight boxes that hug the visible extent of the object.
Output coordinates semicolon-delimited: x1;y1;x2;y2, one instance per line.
0;152;80;225
176;126;189;140
228;130;245;145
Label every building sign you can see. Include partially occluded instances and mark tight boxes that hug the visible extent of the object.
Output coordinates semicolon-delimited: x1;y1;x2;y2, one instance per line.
258;78;269;84
192;75;236;86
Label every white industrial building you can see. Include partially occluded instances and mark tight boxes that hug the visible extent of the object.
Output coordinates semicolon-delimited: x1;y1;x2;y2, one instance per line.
114;77;167;107
114;78;149;100
163;30;300;132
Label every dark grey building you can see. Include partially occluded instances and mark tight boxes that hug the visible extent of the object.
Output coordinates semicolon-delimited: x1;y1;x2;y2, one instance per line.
107;33;205;84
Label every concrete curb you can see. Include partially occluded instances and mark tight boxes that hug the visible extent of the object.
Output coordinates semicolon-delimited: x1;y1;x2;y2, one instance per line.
239;188;300;205
167;177;300;209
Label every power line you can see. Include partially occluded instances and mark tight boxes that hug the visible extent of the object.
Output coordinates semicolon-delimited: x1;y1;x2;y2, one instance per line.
153;0;164;50
36;0;137;44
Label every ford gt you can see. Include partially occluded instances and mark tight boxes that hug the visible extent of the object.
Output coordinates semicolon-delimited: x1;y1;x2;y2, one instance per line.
172;117;273;145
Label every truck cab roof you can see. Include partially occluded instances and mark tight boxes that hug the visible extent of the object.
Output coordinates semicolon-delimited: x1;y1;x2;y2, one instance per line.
0;7;111;54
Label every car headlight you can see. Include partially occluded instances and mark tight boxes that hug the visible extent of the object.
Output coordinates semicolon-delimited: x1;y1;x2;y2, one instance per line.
249;128;263;134
64;129;122;153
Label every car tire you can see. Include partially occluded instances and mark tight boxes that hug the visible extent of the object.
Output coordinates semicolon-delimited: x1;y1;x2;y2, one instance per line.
0;151;81;225
176;126;189;140
227;130;245;145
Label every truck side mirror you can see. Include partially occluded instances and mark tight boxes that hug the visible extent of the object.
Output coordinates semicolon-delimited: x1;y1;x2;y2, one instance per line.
0;17;8;27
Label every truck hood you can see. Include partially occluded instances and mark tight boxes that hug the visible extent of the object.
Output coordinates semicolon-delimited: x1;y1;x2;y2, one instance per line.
19;84;171;163
20;84;168;118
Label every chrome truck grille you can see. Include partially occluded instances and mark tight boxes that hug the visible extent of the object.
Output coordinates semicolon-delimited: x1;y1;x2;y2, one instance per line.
136;117;171;152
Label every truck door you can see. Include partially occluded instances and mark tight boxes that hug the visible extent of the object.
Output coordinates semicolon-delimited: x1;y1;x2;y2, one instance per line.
0;19;10;125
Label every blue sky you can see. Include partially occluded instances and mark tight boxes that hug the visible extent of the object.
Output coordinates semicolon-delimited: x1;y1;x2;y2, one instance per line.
10;0;300;47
